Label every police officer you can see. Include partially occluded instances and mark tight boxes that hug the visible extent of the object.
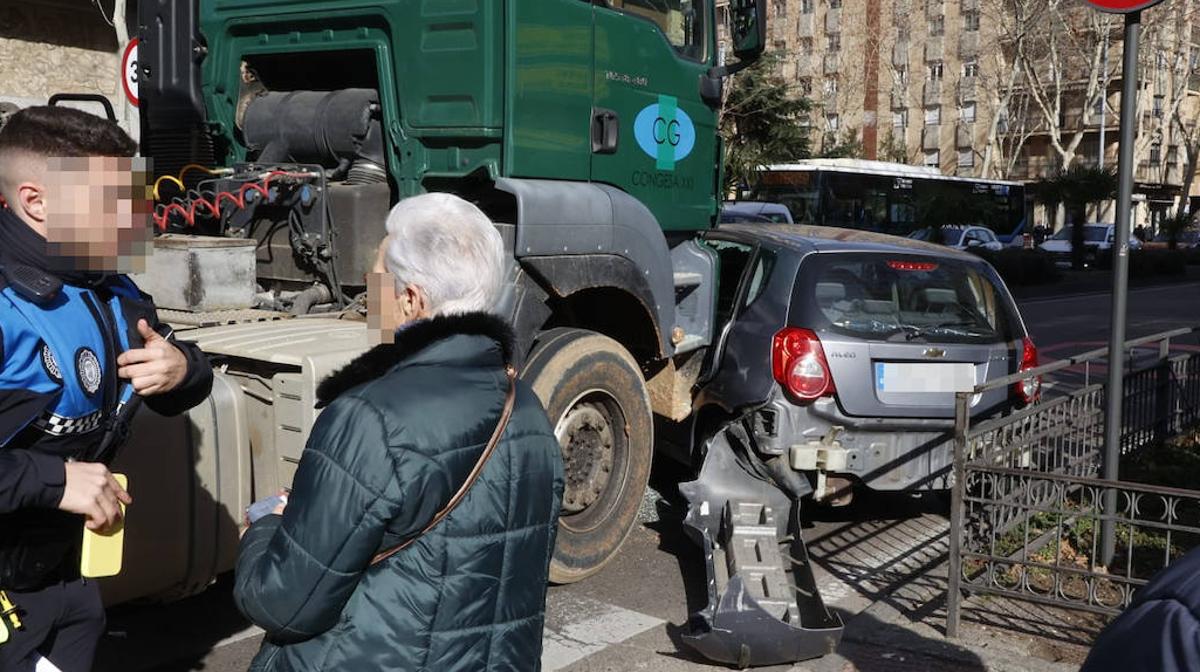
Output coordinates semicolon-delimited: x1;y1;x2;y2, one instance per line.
0;106;213;671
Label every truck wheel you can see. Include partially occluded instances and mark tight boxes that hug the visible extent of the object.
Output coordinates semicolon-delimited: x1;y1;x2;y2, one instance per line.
524;328;653;584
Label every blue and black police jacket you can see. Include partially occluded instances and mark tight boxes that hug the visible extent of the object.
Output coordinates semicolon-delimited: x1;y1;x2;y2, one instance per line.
0;250;213;590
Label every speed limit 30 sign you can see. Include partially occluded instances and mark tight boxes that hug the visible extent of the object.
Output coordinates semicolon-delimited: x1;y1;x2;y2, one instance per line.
1083;0;1165;12
121;38;139;107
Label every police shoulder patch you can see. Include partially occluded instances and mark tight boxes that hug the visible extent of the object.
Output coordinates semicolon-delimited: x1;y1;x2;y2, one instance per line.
75;347;102;396
40;342;63;384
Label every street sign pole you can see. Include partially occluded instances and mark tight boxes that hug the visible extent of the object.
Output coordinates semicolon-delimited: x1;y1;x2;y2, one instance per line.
1100;10;1142;567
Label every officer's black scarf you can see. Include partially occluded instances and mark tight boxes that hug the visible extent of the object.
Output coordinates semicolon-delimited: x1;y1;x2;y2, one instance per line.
0;206;109;288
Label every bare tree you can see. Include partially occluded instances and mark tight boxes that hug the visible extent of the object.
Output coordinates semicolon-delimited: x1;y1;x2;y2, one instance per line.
978;0;1038;178
1012;0;1116;171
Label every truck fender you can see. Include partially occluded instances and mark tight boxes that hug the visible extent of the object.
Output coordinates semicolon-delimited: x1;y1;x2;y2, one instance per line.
496;177;675;358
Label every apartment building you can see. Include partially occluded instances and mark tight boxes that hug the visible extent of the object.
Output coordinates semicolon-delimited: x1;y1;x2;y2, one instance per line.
717;0;1200;228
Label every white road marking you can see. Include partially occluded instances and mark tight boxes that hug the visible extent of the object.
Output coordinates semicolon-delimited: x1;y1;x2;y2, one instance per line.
541;594;664;671
212;624;265;649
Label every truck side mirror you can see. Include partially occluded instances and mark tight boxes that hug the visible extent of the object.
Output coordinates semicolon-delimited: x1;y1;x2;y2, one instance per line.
730;0;767;61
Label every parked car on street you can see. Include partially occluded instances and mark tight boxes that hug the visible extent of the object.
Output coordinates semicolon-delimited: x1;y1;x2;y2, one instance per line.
908;225;1004;252
1039;223;1142;267
721;201;795;224
682;224;1039;505
1144;229;1200;250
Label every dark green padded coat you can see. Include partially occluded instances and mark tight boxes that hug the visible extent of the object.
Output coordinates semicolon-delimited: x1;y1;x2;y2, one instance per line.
234;313;564;671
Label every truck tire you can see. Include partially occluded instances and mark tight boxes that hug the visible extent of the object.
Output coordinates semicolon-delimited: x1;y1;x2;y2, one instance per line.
524;328;653;584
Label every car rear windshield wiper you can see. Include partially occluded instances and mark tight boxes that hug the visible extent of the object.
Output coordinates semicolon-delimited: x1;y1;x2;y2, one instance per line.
895;321;991;341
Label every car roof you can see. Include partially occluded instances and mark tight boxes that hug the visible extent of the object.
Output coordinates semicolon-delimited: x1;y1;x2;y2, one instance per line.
714;224;979;260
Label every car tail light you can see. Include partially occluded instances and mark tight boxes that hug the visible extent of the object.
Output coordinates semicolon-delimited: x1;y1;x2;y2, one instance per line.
1014;336;1041;405
772;328;835;401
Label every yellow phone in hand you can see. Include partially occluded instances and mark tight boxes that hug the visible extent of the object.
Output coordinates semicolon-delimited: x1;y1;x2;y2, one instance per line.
80;473;127;578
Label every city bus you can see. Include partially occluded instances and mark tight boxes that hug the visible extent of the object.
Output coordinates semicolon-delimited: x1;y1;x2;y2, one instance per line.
743;158;1028;241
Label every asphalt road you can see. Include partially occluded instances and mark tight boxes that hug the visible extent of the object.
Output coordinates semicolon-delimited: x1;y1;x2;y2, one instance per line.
93;280;1200;672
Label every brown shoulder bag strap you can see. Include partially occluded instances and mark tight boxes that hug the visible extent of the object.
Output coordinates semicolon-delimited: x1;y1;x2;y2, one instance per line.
370;365;518;566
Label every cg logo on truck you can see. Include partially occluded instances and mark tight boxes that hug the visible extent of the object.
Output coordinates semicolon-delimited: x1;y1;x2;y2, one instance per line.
634;95;695;171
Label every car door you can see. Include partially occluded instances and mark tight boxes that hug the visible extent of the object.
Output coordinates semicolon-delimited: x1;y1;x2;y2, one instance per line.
696;237;797;412
591;0;719;232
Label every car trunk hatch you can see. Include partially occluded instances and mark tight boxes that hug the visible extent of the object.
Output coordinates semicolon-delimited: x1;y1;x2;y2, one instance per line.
793;251;1022;419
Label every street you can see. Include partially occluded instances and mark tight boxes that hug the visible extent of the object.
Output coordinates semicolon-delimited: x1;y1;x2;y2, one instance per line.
95;281;1200;672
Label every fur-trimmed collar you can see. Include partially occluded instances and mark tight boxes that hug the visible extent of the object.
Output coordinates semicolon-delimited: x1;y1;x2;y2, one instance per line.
316;312;515;407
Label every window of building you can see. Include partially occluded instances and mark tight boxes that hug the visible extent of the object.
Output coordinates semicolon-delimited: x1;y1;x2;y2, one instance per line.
830;0;843;8
929;15;945;37
897;27;911;42
1151;143;1162;164
962;59;979;78
774;0;787;19
1169;145;1179;165
801;0;814;13
1154;95;1164;118
893;109;908;127
928;61;944;81
963;11;980;31
1093;95;1105;117
799;38;814;55
798;77;813;95
960;101;976;123
925;106;941;125
896;65;910;84
828;33;841;51
958;148;974;167
827;113;840;131
824;76;839;96
924;149;941;168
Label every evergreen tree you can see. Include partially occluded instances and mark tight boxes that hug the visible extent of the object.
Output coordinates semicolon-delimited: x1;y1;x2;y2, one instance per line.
720;53;813;193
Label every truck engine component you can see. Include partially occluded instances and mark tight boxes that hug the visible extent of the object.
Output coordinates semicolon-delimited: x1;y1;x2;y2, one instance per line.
241;89;387;184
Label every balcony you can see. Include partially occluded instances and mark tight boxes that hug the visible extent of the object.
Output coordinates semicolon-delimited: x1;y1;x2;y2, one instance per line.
824;53;840;74
924;81;942;106
959;32;979;58
956;123;973;147
1137;161;1165;184
957;77;978;101
893;41;909;68
826;8;841;34
925;37;944;62
797;13;814;37
923;127;942;150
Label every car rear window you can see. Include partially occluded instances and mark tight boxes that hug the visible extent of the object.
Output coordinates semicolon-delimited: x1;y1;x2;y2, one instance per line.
794;253;1018;344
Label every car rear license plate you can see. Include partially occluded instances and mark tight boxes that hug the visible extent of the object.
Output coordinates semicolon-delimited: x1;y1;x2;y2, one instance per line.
874;362;976;394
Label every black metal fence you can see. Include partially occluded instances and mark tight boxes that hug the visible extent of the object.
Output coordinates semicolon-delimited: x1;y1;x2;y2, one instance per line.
946;328;1200;636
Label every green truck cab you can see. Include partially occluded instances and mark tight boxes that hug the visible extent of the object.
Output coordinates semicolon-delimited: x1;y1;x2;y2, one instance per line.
119;0;840;665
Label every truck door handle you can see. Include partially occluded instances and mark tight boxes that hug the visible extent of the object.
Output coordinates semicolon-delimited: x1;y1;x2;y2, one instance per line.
591;108;620;154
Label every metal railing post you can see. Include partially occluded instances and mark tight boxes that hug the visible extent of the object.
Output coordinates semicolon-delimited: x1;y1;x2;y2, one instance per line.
946;390;971;638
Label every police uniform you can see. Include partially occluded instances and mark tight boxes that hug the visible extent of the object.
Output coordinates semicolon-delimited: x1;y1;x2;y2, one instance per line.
0;206;212;671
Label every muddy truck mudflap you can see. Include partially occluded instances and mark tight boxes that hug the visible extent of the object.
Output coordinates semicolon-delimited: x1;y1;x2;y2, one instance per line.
679;421;844;667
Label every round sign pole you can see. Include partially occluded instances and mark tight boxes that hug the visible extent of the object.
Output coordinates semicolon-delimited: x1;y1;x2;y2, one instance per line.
1099;8;1148;567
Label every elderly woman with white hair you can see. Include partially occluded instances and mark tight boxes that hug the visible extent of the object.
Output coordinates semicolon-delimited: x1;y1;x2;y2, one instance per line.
233;193;565;672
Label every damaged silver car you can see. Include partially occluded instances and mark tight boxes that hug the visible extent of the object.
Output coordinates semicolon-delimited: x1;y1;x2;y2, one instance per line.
672;225;1040;666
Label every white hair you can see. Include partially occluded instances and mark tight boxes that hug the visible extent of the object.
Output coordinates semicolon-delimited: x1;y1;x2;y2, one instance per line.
382;193;505;316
